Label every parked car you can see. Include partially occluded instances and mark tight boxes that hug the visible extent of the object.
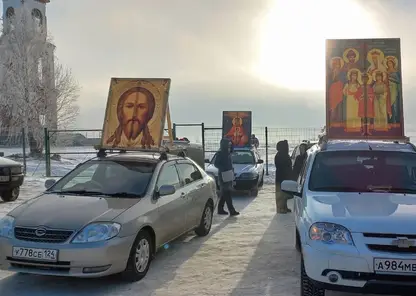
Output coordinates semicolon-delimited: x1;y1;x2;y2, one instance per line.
204;146;264;196
282;139;416;295
0;157;24;202
0;150;218;281
290;140;318;166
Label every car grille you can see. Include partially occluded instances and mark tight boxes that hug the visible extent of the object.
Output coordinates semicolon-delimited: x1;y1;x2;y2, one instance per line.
14;227;74;243
367;244;416;253
0;167;10;176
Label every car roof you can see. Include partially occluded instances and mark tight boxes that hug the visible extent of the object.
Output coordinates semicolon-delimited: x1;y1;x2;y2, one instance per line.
92;151;185;163
312;140;416;153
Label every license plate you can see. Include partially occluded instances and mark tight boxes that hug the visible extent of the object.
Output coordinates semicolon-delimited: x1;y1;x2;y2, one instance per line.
374;258;416;274
0;176;9;182
12;247;58;262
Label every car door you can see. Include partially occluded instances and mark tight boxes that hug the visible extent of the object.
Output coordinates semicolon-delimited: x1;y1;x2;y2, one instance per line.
294;154;313;224
176;161;206;228
254;150;264;177
155;162;187;243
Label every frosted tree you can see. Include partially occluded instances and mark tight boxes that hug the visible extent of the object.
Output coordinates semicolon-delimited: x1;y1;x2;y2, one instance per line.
0;7;80;155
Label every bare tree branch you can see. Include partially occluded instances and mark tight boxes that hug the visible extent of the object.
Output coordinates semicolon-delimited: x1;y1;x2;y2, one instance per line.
0;7;80;151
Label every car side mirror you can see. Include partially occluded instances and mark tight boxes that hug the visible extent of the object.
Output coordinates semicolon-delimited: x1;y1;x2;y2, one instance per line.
257;159;264;164
281;180;301;197
204;159;210;163
45;179;56;189
190;171;202;180
158;185;176;197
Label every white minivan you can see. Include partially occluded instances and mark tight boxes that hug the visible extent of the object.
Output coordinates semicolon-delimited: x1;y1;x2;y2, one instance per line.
282;139;416;296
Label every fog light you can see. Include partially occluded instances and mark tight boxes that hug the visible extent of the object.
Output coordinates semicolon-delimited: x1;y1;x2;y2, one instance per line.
83;265;111;274
328;273;339;283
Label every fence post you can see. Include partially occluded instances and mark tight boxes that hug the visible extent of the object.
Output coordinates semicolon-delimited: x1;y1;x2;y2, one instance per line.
21;128;27;175
201;122;205;157
44;127;51;177
172;123;176;139
265;126;269;175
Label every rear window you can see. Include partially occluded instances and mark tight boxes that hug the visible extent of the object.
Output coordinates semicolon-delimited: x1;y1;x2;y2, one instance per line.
308;151;416;193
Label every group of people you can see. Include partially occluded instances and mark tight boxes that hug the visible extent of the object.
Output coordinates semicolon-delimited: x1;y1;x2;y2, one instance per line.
213;136;307;216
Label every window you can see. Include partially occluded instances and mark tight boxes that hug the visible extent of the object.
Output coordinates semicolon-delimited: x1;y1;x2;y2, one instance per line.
177;163;202;185
231;151;254;164
32;9;42;30
299;154;313;185
48;160;155;197
157;164;181;189
308;151;416;193
291;146;299;159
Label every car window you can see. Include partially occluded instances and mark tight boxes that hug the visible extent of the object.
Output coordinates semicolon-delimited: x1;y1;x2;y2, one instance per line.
231;151;255;164
308;151;416;193
299;153;313;186
177;163;202;185
49;160;155;197
157;163;181;189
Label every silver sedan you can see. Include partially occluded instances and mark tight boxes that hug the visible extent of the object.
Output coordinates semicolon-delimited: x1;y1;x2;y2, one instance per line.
0;151;218;281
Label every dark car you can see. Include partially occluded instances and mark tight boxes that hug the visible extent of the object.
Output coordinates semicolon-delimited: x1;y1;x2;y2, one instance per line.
0;157;24;202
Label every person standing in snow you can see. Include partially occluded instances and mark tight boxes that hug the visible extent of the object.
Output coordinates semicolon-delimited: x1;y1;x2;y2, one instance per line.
251;134;259;148
274;140;292;213
214;138;240;216
292;143;307;180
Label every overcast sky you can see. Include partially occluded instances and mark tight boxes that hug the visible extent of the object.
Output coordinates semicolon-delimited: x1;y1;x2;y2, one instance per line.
3;0;416;130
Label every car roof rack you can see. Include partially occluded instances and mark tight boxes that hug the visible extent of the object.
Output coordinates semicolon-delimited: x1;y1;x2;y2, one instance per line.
95;145;188;160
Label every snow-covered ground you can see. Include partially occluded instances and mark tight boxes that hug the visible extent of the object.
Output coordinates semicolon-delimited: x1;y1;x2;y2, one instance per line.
0;147;385;295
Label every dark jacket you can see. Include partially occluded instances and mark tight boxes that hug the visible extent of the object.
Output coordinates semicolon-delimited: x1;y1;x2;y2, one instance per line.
274;140;292;184
214;138;234;188
293;153;306;180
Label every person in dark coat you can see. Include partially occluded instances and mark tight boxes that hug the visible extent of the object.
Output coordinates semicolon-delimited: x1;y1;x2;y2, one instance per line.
292;143;307;180
251;134;259;148
214;138;239;216
274;140;292;213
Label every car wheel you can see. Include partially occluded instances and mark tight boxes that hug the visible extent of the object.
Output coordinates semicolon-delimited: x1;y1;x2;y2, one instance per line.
1;187;20;202
295;228;301;252
195;201;213;237
301;256;325;296
122;230;153;282
258;173;264;187
250;186;259;197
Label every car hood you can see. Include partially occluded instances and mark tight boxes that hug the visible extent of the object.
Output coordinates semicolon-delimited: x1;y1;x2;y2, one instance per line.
10;193;141;230
0;157;21;167
307;192;416;234
205;164;256;176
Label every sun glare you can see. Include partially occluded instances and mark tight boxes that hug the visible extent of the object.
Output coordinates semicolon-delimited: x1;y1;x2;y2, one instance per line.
253;0;381;91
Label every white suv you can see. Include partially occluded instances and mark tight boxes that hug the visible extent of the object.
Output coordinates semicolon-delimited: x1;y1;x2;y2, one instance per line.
281;140;416;295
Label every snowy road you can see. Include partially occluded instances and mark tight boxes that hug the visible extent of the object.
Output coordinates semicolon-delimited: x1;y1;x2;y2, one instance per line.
0;182;392;296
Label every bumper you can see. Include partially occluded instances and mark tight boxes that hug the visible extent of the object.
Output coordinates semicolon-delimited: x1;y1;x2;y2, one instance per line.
0;235;135;278
0;175;24;191
233;178;258;191
303;244;416;294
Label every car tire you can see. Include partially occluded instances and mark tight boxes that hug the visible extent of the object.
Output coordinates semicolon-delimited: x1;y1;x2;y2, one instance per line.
122;230;153;282
258;173;264;187
195;201;213;237
301;256;325;296
250;186;259;197
1;187;20;202
295;228;301;252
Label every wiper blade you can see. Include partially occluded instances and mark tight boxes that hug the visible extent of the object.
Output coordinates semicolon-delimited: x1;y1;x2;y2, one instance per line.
54;190;108;196
104;192;142;198
312;186;368;192
367;185;416;194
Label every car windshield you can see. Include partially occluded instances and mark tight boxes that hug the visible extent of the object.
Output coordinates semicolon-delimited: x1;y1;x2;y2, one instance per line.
231;151;255;164
47;160;156;198
309;150;416;193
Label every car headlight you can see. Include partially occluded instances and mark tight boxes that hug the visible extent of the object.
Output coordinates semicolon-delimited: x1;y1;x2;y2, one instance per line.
309;222;354;245
0;216;15;238
10;166;22;175
71;223;121;243
239;172;258;179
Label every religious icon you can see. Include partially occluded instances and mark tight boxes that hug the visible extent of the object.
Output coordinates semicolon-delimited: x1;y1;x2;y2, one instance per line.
101;78;171;149
342;48;360;71
222;111;252;147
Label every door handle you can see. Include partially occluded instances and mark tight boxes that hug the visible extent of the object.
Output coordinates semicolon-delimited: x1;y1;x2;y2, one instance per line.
198;183;206;188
